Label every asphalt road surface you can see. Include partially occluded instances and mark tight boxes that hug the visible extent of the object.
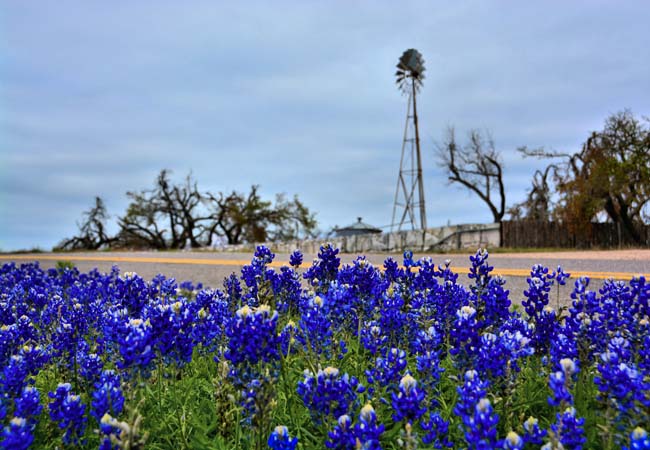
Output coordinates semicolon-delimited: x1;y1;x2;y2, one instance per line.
3;249;649;306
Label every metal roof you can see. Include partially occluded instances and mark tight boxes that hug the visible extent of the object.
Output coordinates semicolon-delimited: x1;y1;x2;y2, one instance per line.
335;217;382;235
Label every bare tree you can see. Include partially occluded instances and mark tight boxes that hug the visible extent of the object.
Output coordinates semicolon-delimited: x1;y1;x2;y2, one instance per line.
436;127;506;227
507;163;556;221
59;171;319;250
55;197;115;250
203;186;317;245
116;170;209;249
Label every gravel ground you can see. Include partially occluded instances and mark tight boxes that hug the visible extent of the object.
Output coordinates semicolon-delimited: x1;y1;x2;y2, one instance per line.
4;249;649;307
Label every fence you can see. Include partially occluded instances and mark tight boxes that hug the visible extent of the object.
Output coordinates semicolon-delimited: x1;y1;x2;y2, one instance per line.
501;220;650;248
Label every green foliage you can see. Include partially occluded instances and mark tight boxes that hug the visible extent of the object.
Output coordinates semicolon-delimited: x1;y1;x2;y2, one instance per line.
20;313;614;449
55;260;75;271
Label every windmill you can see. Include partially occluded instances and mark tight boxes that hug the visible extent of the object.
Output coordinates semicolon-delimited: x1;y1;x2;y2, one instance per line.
391;48;427;232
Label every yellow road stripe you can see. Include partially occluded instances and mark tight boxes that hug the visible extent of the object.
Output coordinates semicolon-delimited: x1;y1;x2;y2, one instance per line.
0;254;647;281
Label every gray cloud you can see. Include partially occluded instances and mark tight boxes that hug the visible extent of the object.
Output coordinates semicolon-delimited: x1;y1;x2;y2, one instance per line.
1;1;649;250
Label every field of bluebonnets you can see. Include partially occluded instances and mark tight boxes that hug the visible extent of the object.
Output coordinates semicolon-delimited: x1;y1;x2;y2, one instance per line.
1;244;650;450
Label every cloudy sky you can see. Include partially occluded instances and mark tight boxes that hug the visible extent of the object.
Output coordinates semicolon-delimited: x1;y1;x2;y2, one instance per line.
1;1;649;251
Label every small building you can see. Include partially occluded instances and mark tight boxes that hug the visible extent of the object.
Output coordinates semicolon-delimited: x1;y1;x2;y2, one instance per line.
334;217;382;237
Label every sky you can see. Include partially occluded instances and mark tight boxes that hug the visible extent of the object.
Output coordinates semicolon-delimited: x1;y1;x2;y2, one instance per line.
1;1;649;251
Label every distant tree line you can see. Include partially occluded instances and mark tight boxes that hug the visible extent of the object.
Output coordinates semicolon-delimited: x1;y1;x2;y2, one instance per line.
56;170;317;251
436;110;650;245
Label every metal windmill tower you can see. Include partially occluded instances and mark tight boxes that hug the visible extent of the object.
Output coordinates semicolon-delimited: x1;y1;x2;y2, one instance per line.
391;49;427;232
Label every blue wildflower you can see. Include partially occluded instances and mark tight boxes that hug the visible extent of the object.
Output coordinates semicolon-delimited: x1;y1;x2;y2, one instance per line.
355;404;384;450
91;370;124;424
268;425;298;450
326;414;357;449
224;304;281;384
548;358;578;408
365;348;407;393
289;250;303;268
463;398;500;449
522;416;547;445
503;431;524;449
1;417;33;450
421;411;453;448
624;427;650;450
15;386;42;424
297;366;363;423
48;383;87;445
391;374;426;423
549;406;586;450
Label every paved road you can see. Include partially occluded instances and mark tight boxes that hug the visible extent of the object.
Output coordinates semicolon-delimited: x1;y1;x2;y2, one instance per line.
2;249;649;305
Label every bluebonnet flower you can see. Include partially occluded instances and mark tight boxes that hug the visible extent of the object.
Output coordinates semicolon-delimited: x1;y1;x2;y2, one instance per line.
49;383;87;445
391;374;426;423
15;386;42;424
624;427;650;450
1;417;33;450
78;351;104;383
355;404;384;450
241;246;276;306
91;370;124;424
549;332;579;371
303;243;341;290
1;355;29;398
629;275;650;320
481;275;511;329
116;317;155;379
463;398;500;449
191;289;230;352
98;413;121;450
522;416;547;445
503;431;524;450
534;306;558;355
403;250;417;269
421;412;453;448
360;321;388;356
468;248;493;297
594;342;650;432
224;305;281;383
240;376;276;423
453;370;488;421
268;425;298;450
289;250;303;268
415;349;443;406
112;271;151;316
297;295;333;358
379;291;408;349
297;366;363;423
476;333;509;380
552;266;571;285
322;282;362;334
365;348;407;393
548;358;578;407
143;298;197;367
223;273;243;305
449;306;480;370
522;265;559;353
326;414;357;449
272;266;302;314
599;279;635;334
383;257;403;283
338;257;385;314
522;265;553;317
499;329;534;372
549;406;586;450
